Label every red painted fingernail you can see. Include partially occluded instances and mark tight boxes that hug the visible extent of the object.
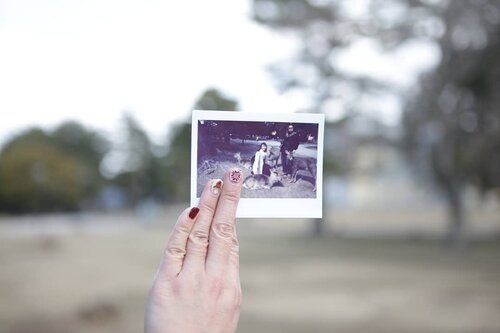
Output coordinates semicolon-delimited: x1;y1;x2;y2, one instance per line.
229;169;242;183
188;207;200;219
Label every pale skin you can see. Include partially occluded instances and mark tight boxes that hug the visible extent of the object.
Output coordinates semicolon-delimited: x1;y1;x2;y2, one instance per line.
145;168;243;333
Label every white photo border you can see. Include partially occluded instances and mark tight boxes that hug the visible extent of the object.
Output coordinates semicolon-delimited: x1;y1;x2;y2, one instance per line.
191;110;325;219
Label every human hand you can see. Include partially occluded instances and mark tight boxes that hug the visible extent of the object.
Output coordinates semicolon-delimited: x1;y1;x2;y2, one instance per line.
145;168;243;333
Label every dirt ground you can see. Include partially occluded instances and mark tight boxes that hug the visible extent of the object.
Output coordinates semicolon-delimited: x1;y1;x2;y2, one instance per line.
1;207;500;333
197;139;317;198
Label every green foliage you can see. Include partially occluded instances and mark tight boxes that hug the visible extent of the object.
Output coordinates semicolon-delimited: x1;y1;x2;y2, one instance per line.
51;121;109;197
52;121;109;164
0;129;85;212
0;123;109;213
194;88;239;111
164;123;192;202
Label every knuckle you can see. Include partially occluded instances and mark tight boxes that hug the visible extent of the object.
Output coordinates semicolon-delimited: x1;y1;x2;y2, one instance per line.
188;229;209;246
176;223;190;236
175;221;192;236
165;245;186;258
212;222;235;240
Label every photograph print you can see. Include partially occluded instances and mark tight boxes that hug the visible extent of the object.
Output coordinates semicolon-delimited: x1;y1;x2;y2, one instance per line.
191;110;324;218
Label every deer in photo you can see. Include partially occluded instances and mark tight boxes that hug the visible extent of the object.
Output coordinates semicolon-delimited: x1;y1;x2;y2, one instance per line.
242;168;282;190
266;147;280;167
234;152;252;170
285;151;317;192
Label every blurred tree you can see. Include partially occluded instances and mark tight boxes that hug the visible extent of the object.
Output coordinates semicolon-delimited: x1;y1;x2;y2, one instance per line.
163;122;192;202
194;88;239;111
0;129;85;212
403;1;500;245
252;0;443;110
323;116;354;176
164;89;239;202
51;121;109;201
111;113;167;206
253;0;500;242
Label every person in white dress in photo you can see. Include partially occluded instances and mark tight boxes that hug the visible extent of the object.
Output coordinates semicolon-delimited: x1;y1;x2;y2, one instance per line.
252;142;269;175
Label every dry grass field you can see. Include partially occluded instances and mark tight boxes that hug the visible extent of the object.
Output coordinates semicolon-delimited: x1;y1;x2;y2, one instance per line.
1;206;500;333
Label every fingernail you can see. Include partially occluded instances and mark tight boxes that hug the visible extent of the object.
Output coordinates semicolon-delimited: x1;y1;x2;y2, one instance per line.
188;207;200;219
210;179;223;195
229;168;242;183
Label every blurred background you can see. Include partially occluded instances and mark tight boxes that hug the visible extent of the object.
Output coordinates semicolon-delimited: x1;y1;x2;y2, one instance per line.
1;0;500;332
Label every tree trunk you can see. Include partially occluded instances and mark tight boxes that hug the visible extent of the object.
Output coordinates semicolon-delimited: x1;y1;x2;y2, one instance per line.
445;183;465;248
312;218;323;237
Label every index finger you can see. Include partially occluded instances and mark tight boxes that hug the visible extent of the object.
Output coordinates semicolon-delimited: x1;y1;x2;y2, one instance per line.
205;168;242;276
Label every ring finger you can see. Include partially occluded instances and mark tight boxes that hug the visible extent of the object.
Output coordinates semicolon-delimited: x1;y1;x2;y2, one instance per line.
181;178;223;274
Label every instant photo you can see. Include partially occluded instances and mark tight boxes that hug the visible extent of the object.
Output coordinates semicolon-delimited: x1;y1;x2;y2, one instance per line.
191;110;325;218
